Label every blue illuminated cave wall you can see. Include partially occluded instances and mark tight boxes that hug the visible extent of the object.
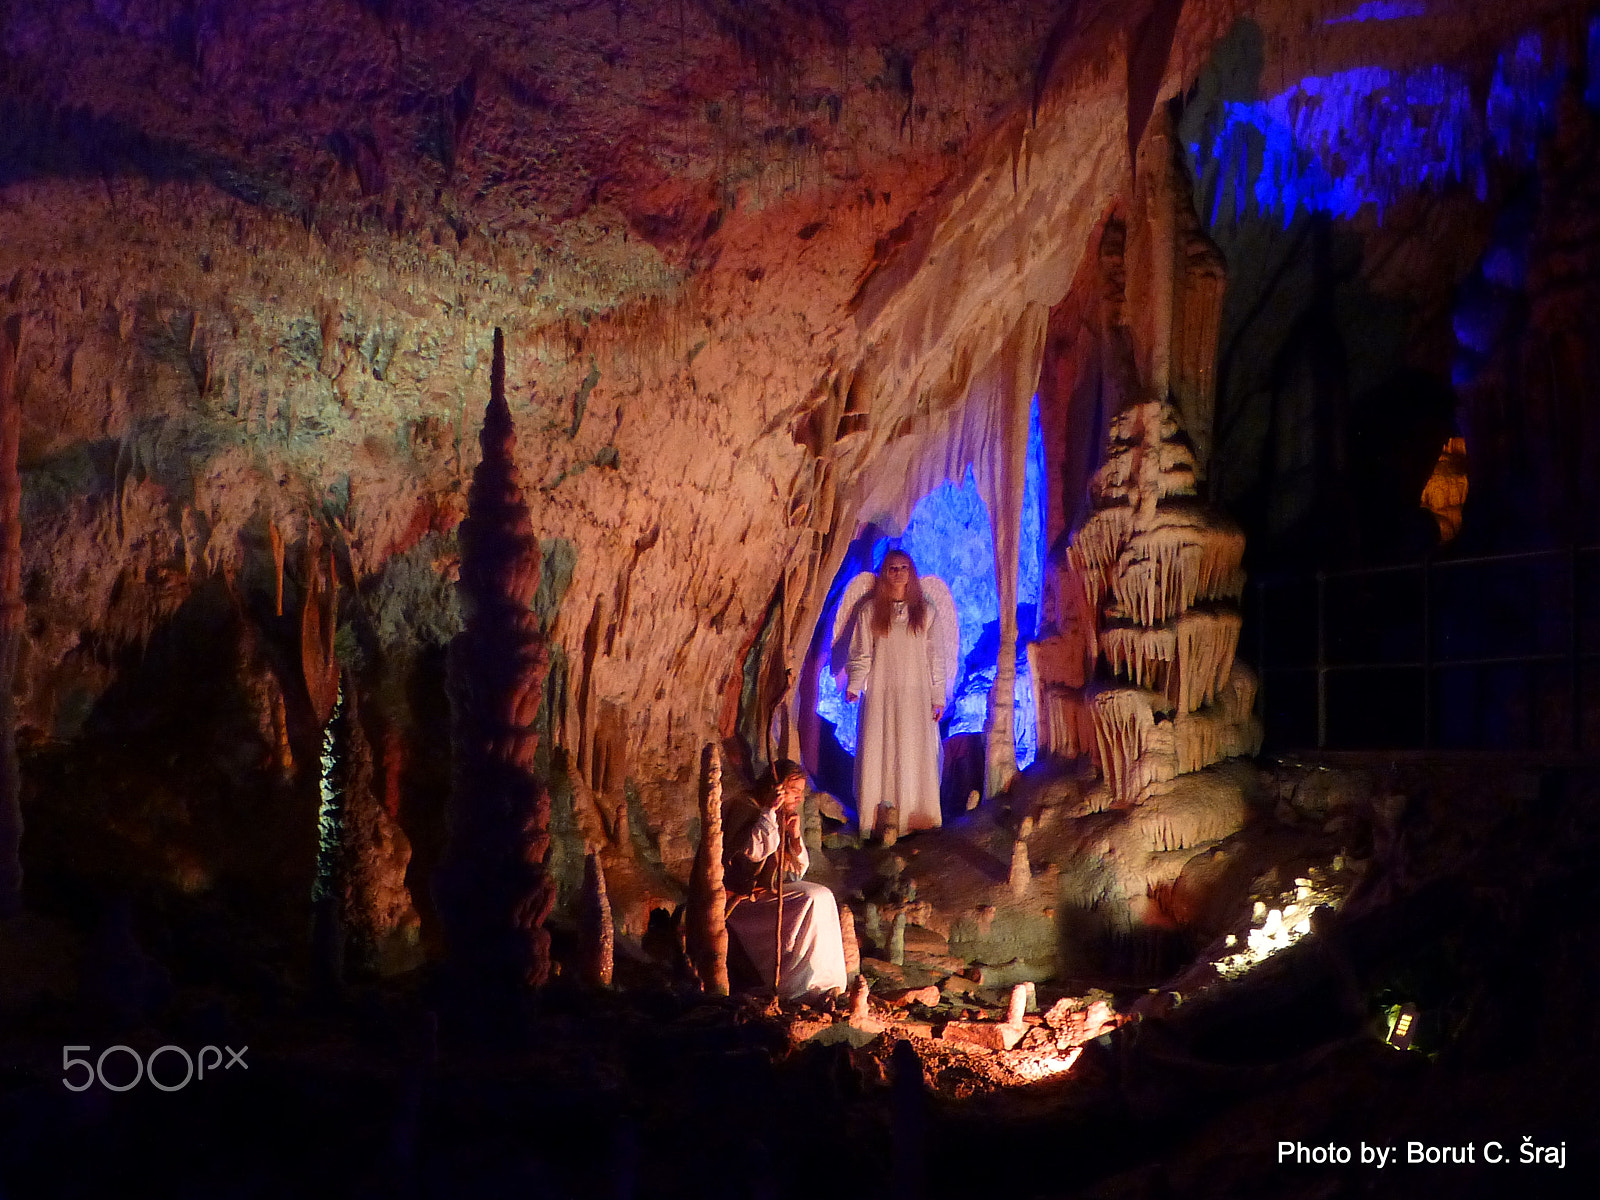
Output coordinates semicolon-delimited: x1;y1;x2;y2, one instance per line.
1179;14;1599;565
816;397;1046;778
1323;2;1427;24
1189;25;1570;227
1589;17;1600;109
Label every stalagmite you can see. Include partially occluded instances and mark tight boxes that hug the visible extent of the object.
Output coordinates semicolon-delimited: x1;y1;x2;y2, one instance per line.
1008;838;1031;898
848;974;871;1024
685;742;729;995
1006;983;1029;1028
839;904;861;980
435;328;556;994
1068;372;1250;802
0;325;21;917
579;850;615;988
889;909;906;966
864;903;882;952
879;806;898;847
333;676;422;975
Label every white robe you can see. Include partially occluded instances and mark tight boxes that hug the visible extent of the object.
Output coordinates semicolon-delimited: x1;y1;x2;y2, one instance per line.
724;809;848;997
848;601;945;837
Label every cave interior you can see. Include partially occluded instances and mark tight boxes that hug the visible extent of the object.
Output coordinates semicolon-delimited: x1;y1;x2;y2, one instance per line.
1;1;1599;1197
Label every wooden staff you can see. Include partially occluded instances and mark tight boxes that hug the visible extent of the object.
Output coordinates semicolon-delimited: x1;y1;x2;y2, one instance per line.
766;577;789;995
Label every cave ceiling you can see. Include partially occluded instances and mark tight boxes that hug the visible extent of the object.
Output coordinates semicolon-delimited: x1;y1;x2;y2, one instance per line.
0;0;1585;779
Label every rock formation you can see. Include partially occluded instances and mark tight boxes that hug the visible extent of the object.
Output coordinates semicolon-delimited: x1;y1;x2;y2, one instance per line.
331;676;422;976
685;742;729;996
0;323;21;918
578;849;615;989
300;540;340;729
1069;392;1254;804
435;328;555;993
1032;104;1259;804
839;904;861;982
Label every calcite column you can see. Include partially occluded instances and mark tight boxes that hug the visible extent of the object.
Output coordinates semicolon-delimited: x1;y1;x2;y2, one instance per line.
984;304;1049;798
0;325;21;917
435;328;555;992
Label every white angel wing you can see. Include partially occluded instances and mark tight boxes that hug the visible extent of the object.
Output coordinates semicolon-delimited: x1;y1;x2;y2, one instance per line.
828;572;877;678
921;575;961;705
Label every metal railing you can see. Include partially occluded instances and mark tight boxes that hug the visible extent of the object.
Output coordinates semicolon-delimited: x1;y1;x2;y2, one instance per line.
1252;545;1600;753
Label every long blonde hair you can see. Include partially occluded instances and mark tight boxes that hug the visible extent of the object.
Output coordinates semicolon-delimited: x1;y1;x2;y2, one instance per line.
869;549;929;636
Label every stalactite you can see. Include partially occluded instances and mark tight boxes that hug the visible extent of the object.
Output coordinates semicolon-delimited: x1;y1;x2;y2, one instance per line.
300;542;339;727
436;327;555;994
685;742;729;995
1100;623;1176;692
1172;610;1241;714
1089;687;1161;803
270;689;294;776
269;519;285;616
0;325;22;917
579;849;615;988
1039;684;1095;759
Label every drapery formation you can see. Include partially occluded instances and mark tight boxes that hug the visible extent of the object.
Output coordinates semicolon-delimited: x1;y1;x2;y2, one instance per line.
842;304;1048;798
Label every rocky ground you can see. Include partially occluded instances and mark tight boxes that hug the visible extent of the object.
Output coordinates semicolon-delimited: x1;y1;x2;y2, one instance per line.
4;752;1597;1198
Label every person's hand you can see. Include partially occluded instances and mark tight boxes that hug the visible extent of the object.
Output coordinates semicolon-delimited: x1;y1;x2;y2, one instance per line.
932;702;944;721
782;812;802;842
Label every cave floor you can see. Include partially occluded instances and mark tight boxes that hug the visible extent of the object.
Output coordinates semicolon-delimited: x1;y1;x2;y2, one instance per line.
3;754;1598;1198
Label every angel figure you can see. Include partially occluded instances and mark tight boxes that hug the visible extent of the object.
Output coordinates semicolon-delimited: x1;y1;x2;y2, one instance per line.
833;549;959;839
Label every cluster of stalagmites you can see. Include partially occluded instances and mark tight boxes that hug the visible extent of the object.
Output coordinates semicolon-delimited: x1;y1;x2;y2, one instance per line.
1061;396;1258;807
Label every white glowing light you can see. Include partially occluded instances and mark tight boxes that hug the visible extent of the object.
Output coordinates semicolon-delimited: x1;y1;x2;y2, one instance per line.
1009;1048;1082;1081
1214;896;1328;980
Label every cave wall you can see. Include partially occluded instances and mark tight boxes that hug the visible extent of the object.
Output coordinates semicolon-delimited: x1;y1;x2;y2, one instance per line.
1175;5;1599;567
4;0;1595;940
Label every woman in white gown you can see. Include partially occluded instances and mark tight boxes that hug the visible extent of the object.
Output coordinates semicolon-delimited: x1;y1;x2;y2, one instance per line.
724;761;848;997
846;551;945;838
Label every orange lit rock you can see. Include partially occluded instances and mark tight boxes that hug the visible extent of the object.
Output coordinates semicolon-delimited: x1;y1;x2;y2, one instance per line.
1420;436;1469;543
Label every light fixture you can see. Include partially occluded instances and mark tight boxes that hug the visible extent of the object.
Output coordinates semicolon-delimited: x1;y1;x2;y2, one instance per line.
1386;1003;1420;1050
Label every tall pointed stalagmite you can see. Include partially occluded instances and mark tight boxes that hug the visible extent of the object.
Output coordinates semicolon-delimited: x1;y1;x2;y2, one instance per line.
0;323;21;917
685;742;729;995
436;328;555;992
